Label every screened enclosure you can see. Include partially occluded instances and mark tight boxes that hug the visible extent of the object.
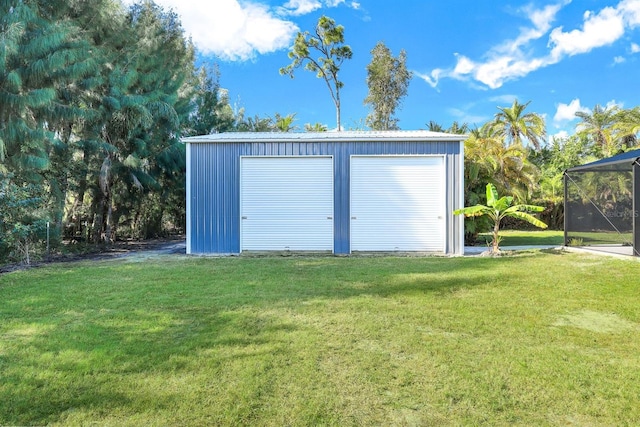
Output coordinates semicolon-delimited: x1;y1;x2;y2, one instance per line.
564;149;640;257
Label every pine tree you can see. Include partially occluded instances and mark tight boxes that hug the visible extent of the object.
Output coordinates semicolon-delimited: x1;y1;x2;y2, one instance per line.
0;0;98;257
82;0;195;242
187;65;235;136
1;1;57;179
35;0;103;235
364;42;411;130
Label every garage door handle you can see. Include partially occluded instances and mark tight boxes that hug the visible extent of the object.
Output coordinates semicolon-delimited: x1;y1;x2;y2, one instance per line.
242;216;247;220
351;216;357;219
327;216;333;219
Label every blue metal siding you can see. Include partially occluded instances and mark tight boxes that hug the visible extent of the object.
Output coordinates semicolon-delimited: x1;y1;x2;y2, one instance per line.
188;140;463;255
333;142;351;254
188;143;241;254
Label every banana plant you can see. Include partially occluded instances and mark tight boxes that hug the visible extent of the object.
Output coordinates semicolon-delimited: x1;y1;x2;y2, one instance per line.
454;183;548;253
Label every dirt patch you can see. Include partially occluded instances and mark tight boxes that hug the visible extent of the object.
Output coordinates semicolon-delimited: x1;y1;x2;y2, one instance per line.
0;236;186;274
553;310;638;333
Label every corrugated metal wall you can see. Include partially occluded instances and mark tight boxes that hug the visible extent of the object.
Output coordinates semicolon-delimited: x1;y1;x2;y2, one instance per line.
187;140;463;255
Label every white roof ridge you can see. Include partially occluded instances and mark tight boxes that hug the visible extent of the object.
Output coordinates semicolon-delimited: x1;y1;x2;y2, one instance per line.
182;130;467;143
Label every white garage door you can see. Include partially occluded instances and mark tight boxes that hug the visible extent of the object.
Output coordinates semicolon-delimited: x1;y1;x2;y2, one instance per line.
241;157;334;251
351;156;445;252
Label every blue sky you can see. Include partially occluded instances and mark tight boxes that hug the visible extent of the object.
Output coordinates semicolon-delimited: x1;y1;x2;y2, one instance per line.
133;0;640;140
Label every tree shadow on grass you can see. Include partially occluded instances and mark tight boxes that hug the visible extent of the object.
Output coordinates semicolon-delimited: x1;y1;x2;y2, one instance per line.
0;250;571;424
0;304;301;425
215;251;559;302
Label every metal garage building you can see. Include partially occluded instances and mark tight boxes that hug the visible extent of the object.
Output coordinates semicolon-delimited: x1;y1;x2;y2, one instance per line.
184;131;466;255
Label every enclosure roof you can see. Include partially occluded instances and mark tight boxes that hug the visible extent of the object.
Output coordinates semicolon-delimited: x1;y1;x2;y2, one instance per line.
182;130;467;144
566;148;640;173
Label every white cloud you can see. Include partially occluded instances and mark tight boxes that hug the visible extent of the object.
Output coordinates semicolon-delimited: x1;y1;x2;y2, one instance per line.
475;56;548;89
504;2;567;53
548;6;625;59
551;130;570;141
447;108;488;126
414;69;442;88
453;54;476;75
426;0;640;89
489;94;518;104
620;0;640;24
632;42;640;52
283;0;357;11
120;0;299;61
553;99;622;128
279;0;358;16
120;0;360;61
435;1;566;89
605;99;624;109
614;55;626;63
281;0;322;16
554;99;588;123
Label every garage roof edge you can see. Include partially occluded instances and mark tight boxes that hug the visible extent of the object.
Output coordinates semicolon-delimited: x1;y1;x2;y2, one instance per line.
182;130;467;144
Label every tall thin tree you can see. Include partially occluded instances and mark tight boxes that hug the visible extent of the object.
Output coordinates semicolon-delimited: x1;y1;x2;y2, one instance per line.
280;16;352;131
364;42;411;130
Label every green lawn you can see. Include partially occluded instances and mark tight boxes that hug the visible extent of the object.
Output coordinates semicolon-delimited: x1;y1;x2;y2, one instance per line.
478;229;565;246
1;251;639;425
566;231;634;246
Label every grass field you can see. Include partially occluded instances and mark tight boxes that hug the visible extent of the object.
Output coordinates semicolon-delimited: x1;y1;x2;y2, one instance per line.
477;230;565;246
478;230;564;246
566;231;634;246
479;229;633;247
1;251;639;425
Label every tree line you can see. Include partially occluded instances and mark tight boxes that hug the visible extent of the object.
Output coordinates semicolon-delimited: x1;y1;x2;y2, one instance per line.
0;6;411;264
279;16;640;242
1;0;194;263
432;101;640;242
1;5;638;263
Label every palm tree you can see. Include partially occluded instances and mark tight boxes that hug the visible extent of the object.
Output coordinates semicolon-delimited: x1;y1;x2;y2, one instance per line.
273;113;298;132
491;99;546;149
236;114;273;132
304;122;328;132
612;106;640;151
465;124;539;203
426;121;444;132
447;121;470;135
575;104;620;157
454;183;547;253
426;121;469;134
460;124;540;244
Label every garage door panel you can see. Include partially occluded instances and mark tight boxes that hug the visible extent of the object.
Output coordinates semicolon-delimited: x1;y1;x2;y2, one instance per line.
242;222;333;250
243;201;332;214
241;157;333;251
351;156;445;252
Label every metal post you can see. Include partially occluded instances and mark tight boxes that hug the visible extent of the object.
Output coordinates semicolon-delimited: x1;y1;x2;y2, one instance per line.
563;172;568;247
46;221;50;259
633;161;640;256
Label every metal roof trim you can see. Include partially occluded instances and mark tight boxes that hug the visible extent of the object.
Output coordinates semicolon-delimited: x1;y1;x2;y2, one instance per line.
182;130;467;144
566;148;640;172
